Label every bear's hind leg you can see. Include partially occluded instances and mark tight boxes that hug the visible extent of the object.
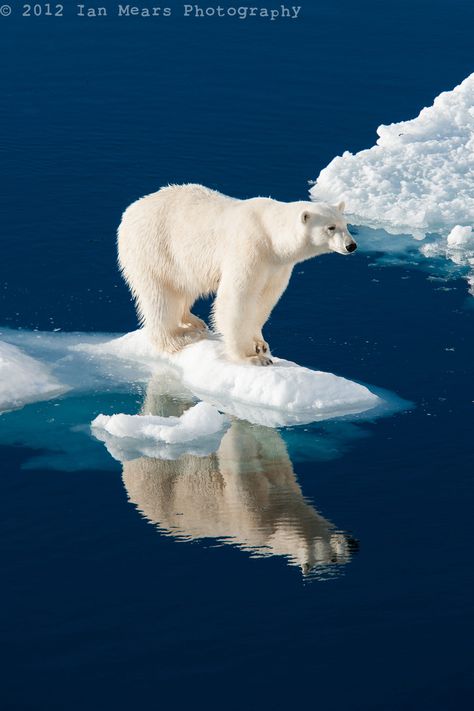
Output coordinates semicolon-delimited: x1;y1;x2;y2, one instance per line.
181;308;208;333
137;282;203;354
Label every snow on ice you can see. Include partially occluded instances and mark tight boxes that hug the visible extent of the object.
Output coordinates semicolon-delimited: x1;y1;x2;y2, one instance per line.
0;328;381;426
310;73;474;291
78;330;381;425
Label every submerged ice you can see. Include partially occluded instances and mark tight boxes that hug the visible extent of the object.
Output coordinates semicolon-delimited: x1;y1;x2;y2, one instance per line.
0;327;383;425
0;327;382;429
0;339;67;413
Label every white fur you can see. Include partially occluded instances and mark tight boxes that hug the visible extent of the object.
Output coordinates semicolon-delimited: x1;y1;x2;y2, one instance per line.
117;184;356;364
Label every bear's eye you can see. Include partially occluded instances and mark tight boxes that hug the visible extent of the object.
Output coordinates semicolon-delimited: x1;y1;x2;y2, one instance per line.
328;225;336;232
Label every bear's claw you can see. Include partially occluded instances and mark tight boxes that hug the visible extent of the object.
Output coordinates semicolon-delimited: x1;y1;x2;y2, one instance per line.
248;354;273;366
254;339;270;356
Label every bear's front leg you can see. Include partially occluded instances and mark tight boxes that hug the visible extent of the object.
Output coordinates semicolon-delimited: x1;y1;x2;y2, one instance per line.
212;272;273;366
248;350;273;366
251;266;294;361
252;335;272;364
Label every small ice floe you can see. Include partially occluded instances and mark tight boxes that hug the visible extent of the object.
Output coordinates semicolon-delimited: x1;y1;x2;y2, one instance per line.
80;330;381;426
91;401;230;461
92;401;227;444
0;340;67;413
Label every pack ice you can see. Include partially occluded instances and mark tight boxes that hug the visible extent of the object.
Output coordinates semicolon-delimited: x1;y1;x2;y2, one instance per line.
310;73;474;290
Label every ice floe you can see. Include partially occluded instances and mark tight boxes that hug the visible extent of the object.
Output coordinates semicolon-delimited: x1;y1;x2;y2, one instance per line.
77;329;381;425
0;327;382;426
310;73;474;291
91;402;229;461
0;340;67;413
311;73;474;236
92;402;227;444
0;329;406;472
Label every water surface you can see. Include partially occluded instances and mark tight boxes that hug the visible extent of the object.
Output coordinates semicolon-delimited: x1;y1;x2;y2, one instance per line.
1;2;473;709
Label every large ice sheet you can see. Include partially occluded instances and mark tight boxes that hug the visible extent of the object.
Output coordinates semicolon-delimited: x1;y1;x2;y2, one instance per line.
310;73;474;236
0;340;67;413
310;74;474;292
77;329;381;424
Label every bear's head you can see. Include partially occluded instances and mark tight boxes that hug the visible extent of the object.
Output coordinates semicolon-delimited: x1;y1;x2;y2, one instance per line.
300;201;357;256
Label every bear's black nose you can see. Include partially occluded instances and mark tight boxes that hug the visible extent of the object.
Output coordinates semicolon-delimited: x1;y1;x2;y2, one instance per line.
346;242;357;253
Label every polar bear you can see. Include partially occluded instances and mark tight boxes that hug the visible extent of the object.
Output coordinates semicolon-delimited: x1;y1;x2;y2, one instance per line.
117;184;357;365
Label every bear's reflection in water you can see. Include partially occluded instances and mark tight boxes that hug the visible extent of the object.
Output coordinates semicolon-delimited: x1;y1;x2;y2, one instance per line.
121;383;358;576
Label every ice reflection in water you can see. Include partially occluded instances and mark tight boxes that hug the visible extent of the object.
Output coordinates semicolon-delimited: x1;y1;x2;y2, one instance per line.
120;381;358;578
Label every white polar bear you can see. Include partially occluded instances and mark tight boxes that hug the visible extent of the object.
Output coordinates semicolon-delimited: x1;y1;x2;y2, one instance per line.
117;184;357;365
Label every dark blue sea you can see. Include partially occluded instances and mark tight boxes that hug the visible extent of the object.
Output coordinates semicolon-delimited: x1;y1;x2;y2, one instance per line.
1;2;473;709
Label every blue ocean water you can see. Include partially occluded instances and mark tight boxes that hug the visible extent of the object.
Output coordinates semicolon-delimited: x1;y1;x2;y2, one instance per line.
1;2;473;709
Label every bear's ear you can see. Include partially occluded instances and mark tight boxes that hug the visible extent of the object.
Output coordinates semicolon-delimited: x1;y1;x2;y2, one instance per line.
337;201;345;213
300;211;310;224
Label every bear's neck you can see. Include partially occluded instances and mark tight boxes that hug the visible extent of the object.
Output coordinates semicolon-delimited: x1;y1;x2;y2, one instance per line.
258;199;322;265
